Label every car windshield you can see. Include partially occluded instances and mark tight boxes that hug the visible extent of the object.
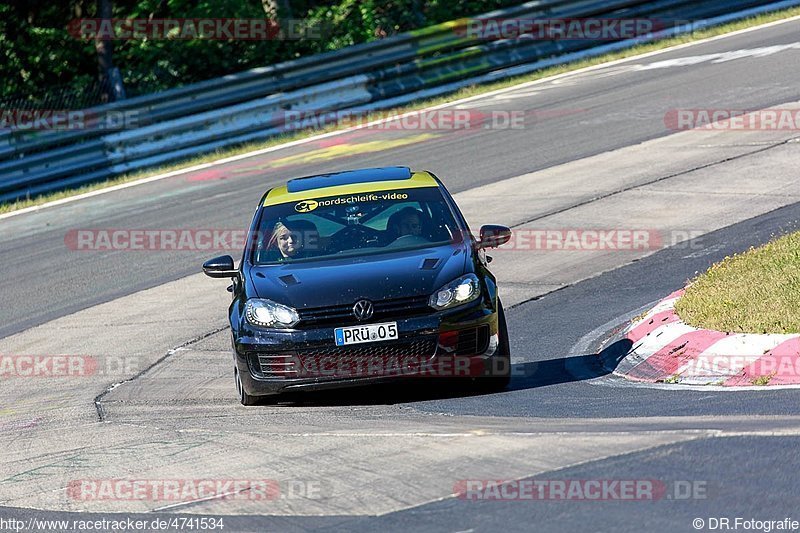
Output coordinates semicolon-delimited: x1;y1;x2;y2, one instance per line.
251;187;463;264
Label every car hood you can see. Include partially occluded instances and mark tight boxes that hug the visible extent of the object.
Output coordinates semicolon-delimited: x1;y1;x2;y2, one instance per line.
248;244;469;309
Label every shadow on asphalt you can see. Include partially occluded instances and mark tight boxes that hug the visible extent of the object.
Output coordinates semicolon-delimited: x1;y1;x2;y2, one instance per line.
596;338;634;373
259;351;623;407
507;355;605;390
264;382;497;406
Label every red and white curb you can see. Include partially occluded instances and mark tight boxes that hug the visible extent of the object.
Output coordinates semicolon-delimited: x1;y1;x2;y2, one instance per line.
617;289;800;386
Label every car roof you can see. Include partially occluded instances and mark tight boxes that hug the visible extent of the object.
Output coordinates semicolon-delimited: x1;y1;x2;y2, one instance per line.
263;167;439;207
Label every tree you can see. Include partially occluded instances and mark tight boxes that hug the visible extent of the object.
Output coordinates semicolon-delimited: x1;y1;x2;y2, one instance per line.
96;0;117;102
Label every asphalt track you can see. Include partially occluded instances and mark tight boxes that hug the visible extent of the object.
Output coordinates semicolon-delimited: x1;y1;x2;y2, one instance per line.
2;16;800;533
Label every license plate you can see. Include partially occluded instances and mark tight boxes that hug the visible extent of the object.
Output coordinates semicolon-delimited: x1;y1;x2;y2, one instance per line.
334;322;398;346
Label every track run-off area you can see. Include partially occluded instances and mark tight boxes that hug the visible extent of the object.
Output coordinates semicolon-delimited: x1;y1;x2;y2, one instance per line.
2;16;800;533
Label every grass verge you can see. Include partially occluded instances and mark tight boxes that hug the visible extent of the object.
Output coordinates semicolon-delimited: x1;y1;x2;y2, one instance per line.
3;6;800;215
675;231;800;334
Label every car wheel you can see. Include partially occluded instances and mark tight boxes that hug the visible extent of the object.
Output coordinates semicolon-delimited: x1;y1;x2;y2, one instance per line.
234;366;259;406
479;299;511;391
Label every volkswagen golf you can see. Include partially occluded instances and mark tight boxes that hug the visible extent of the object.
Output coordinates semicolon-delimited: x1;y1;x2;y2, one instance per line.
203;166;512;405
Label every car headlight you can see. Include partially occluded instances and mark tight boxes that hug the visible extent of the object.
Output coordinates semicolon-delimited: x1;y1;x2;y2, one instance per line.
430;273;481;310
244;299;300;328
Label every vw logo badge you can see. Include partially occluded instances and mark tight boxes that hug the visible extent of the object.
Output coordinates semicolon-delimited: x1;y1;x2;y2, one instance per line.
353;299;374;321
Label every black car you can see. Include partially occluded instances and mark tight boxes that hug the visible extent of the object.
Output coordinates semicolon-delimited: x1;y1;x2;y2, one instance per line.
203;166;512;404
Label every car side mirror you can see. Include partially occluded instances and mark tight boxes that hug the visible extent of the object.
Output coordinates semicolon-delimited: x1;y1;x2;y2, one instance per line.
203;255;238;278
478;224;512;249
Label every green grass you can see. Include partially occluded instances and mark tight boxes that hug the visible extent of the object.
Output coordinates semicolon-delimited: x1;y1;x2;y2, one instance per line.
3;6;800;216
675;231;800;334
751;374;776;386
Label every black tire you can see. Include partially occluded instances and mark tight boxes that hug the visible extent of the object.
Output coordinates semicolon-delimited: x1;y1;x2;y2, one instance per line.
234;366;259;406
478;299;511;391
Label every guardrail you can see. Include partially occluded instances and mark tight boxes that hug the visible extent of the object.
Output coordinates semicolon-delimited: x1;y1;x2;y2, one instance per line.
1;0;797;202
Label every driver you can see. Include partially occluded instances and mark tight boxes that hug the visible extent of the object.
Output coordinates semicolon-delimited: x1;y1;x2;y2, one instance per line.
387;207;424;240
267;219;318;259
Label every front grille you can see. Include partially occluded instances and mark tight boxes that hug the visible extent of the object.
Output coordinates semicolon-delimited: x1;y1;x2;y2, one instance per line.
455;324;490;356
253;339;438;379
297;339;437;377
297;295;431;327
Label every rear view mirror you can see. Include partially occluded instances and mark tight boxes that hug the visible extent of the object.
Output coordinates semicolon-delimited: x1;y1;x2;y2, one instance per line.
203;255;238;278
478;225;512;249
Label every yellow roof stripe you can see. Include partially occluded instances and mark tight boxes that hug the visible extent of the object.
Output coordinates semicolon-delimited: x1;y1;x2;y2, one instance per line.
263;170;438;207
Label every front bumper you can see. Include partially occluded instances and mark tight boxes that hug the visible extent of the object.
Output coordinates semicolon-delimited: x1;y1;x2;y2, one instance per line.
233;301;503;396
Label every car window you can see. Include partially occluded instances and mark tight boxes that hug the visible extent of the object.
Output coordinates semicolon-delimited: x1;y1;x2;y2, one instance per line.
252;187;462;264
286;213;343;236
363;202;422;231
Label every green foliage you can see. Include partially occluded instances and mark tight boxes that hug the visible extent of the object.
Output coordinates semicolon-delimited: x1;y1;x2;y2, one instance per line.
0;2;97;106
0;0;517;106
